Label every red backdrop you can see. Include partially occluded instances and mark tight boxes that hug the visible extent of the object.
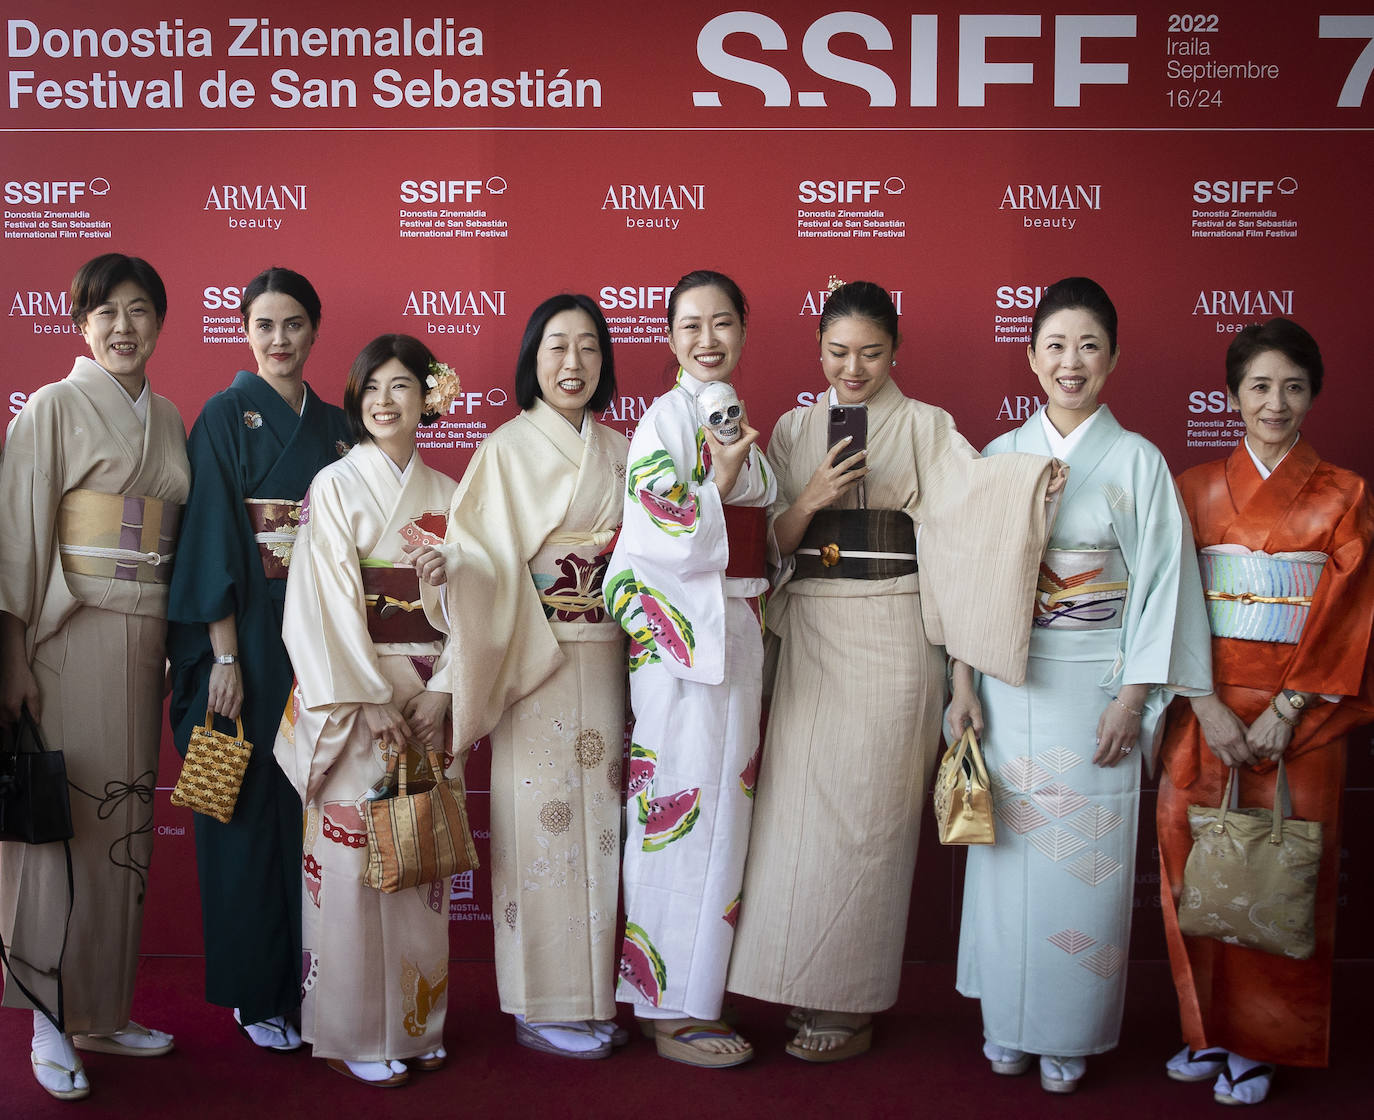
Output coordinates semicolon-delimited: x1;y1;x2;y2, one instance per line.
4;0;1373;961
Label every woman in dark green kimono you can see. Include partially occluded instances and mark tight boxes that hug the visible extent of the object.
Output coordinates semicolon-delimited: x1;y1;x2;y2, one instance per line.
167;268;351;1049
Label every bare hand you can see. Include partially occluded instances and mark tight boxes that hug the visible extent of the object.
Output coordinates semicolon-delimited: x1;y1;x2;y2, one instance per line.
946;661;985;740
705;416;760;500
799;439;869;511
403;542;449;587
362;701;413;753
403;690;451;752
1244;702;1295;762
207;661;243;720
1047;459;1069;497
1189;692;1255;768
1094;690;1145;767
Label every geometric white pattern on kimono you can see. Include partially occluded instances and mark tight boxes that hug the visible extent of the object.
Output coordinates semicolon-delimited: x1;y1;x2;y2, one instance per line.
1040;746;1085;775
1079;943;1125;977
1028;828;1089;862
1032;782;1091;818
1070;805;1125;839
997;799;1051;834
999;756;1054;792
1101;482;1133;512
1064;850;1124;887
1048;929;1098;955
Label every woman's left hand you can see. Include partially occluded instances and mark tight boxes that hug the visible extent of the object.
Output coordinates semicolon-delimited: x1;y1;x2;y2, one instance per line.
1094;685;1148;767
1046;459;1069;496
404;690;451;753
1244;702;1295;762
404;543;448;587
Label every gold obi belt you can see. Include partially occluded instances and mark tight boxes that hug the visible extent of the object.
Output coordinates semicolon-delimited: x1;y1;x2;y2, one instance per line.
794;509;917;581
57;488;182;583
532;530;615;623
360;562;443;644
1034;548;1128;630
1199;547;1328;644
245;499;301;580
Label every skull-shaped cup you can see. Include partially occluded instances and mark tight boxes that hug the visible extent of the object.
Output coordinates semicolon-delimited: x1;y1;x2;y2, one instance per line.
698;381;744;444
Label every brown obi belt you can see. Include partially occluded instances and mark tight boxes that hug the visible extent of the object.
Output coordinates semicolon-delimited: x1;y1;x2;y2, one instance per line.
57;488;182;583
794;509;917;581
724;504;768;580
360;563;443;644
245;498;302;580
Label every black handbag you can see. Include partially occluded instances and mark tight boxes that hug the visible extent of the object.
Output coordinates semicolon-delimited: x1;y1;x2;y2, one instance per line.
0;703;74;843
0;704;75;1031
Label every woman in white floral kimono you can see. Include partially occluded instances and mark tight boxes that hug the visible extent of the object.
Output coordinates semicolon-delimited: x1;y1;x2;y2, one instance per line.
603;270;775;1067
410;295;630;1059
274;335;459;1088
947;278;1211;1095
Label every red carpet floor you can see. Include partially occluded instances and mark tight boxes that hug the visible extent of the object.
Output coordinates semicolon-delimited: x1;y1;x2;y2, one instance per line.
1;958;1367;1119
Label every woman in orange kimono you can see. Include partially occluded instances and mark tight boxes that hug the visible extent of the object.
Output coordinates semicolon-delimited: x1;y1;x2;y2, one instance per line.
1158;317;1374;1106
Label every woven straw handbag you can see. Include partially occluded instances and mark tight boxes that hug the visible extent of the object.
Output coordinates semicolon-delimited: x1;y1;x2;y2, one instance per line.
1177;758;1321;959
932;726;996;845
364;745;479;893
169;708;252;824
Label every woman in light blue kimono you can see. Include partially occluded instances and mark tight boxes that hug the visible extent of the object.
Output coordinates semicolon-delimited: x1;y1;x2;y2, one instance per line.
947;277;1211;1094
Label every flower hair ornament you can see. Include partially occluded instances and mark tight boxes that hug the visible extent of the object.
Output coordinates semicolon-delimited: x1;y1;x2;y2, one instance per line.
423;359;462;416
827;275;846;294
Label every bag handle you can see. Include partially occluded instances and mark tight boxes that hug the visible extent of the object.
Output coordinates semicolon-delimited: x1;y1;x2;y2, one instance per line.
1212;758;1292;845
201;707;245;743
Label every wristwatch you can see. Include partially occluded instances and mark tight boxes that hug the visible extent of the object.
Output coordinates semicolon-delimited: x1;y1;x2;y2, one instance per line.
1280;689;1307;711
213;653;239;666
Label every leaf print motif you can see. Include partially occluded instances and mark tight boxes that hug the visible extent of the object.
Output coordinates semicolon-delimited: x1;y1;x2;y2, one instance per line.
1065;850;1124;887
1040;746;1084;775
1080;943;1125;978
997;798;1050;835
1047;929;1097;955
998;756;1053;793
1032;782;1091;819
1070;804;1125;840
1101;483;1133;512
1027;827;1088;862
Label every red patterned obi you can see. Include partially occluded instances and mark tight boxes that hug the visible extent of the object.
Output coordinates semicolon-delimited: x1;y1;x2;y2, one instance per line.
57;488;182;583
360;564;443;644
724;505;767;580
244;498;301;580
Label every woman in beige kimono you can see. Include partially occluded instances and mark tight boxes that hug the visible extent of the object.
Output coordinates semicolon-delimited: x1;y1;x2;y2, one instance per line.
410;294;629;1058
0;254;190;1101
273;334;458;1088
726;280;1058;1062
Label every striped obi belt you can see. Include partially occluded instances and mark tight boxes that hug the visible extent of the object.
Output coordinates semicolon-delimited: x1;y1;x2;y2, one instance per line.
1199;546;1328;644
794;509;916;581
360;562;443;644
57;488;182;583
1034;548;1128;630
531;529;618;623
245;498;302;580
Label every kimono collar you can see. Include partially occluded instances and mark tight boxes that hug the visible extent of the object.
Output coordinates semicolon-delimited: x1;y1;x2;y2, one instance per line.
525;396;588;467
67;356;149;458
1038;403;1105;459
231;369;314;439
1220;432;1321;546
1242;431;1300;480
1019;404;1124;510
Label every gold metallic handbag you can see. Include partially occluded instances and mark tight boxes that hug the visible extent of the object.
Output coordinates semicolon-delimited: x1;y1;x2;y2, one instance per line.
364;745;479;893
169;708;252;824
933;727;996;845
1176;759;1321;960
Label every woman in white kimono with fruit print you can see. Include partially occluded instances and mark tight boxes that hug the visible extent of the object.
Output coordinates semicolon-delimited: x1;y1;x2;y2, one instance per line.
947;278;1211;1096
410;294;630;1060
603;270;775;1068
273;335;460;1089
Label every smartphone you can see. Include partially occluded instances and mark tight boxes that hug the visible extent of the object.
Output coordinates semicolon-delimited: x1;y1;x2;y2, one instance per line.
827;404;868;465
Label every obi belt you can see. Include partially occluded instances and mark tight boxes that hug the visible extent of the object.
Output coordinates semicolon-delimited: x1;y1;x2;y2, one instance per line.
1033;548;1128;630
245;498;301;580
360;563;442;644
724;505;767;580
794;509;916;581
532;528;618;624
1199;547;1328;644
57;488;182;583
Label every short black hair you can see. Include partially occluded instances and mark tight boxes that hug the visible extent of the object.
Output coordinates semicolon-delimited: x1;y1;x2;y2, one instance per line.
1030;276;1119;354
240;267;322;328
342;333;439;442
514;293;617;414
69;254;167;328
1225;317;1324;399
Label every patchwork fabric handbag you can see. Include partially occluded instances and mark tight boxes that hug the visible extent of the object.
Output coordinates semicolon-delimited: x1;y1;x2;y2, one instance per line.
0;702;74;844
933;726;996;845
364;745;479;893
170;709;253;824
1177;759;1321;960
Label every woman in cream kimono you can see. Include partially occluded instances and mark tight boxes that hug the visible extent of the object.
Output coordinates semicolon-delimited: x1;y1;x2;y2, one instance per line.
948;278;1211;1095
603;270;774;1067
726;281;1058;1063
411;294;629;1059
0;254;190;1102
273;334;458;1089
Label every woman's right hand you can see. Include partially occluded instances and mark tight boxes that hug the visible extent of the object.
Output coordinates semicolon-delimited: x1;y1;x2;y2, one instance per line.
207;661;243;720
799;439;869;511
362;701;413;754
945;660;984;740
404;543;448;587
1189;692;1254;767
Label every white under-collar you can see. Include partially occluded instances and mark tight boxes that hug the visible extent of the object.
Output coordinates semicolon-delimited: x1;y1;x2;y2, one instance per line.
1039;405;1102;459
95;362;150;424
1243;433;1299;480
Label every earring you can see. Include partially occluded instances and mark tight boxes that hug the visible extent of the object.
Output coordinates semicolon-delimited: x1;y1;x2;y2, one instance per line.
891;360;897;367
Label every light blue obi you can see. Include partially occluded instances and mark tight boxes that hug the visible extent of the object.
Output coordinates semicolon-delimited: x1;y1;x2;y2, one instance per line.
1199;548;1328;644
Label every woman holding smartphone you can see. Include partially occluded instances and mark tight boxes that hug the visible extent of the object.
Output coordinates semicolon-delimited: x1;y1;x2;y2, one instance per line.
726;280;1059;1062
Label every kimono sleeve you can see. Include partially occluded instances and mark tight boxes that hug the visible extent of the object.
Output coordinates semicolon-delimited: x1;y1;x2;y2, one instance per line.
0;387;67;645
